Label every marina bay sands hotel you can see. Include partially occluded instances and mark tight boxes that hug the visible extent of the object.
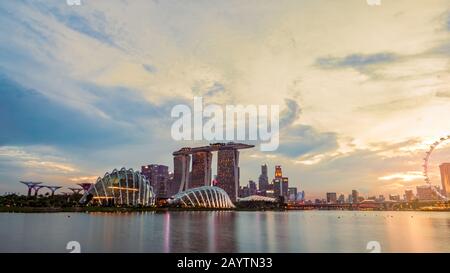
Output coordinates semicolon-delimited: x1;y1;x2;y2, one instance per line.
173;142;254;202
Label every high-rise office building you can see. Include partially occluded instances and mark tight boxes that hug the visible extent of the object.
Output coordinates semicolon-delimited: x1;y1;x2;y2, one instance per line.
248;180;257;196
416;185;439;201
281;177;289;199
404;190;414;202
141;164;169;199
439;163;450;198
275;165;282;179
338;194;345;204
272;166;288;201
351;190;359;204
326;192;337;204
258;164;269;193
216;148;240;202
173;153;191;192
288;187;298;201
191;151;213;189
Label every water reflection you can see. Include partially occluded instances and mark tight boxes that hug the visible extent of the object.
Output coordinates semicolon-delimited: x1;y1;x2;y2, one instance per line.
0;211;449;252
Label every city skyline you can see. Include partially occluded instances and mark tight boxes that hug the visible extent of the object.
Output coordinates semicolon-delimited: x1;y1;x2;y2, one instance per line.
1;1;450;199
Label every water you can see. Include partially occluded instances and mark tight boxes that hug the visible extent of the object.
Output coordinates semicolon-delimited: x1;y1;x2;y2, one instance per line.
0;211;449;253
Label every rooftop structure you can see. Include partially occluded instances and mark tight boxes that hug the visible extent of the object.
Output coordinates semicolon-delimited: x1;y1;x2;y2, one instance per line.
169;186;235;209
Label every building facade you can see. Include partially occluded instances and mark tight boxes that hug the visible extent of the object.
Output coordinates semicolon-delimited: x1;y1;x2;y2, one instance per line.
258;164;269;194
141;164;169;199
191;151;213;189
326;192;337;204
216;149;240;202
439;163;450;198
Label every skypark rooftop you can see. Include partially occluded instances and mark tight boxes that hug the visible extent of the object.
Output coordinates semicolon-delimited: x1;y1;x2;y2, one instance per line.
173;142;254;155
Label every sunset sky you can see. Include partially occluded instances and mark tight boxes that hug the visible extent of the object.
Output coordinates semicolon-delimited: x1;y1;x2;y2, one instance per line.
1;0;450;198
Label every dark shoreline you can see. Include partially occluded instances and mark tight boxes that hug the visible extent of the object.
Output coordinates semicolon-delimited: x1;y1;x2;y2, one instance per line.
1;206;449;213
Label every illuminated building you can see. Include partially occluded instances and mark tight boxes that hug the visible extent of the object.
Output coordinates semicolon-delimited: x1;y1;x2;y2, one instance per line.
141;164;170;199
439;163;450;198
79;167;155;206
173;153;191;193
282;177;289;199
238;195;277;203
266;189;275;198
169;186;235;208
172;143;254;202
273;178;281;198
272;165;288;201
217;148;239;202
191;151;213;188
275;165;282;179
326;192;337;204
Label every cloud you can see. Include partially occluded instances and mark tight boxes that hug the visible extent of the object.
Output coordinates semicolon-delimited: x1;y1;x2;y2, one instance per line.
378;171;424;182
142;64;157;74
0;74;175;148
0;146;76;174
436;91;450;98
446;12;450;31
277;124;338;158
316;53;398;70
280;98;301;128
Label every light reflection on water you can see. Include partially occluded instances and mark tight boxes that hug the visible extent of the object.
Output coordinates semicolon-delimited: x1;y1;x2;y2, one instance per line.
0;211;449;253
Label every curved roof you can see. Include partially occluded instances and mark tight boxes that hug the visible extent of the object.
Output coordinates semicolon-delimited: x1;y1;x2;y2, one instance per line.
170;186;235;208
238;195;277;202
79;167;155;206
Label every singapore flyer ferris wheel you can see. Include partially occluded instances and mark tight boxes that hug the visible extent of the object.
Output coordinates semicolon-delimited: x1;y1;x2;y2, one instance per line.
422;135;450;200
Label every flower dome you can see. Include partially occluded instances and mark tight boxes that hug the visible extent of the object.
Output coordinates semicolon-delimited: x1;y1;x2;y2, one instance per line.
79;167;155;206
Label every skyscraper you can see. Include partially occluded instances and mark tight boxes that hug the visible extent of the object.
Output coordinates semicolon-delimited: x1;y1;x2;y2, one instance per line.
405;189;414;202
273;165;289;201
416;185;439;201
326;192;337;204
141;164;169;199
216;148;240;202
288;187;298;201
258;164;269;193
281;177;289;199
248;180;257;196
273;178;281;199
337;194;345;204
190;151;213;188
439;163;450;198
351;190;359;204
275;165;282;179
173;153;191;192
